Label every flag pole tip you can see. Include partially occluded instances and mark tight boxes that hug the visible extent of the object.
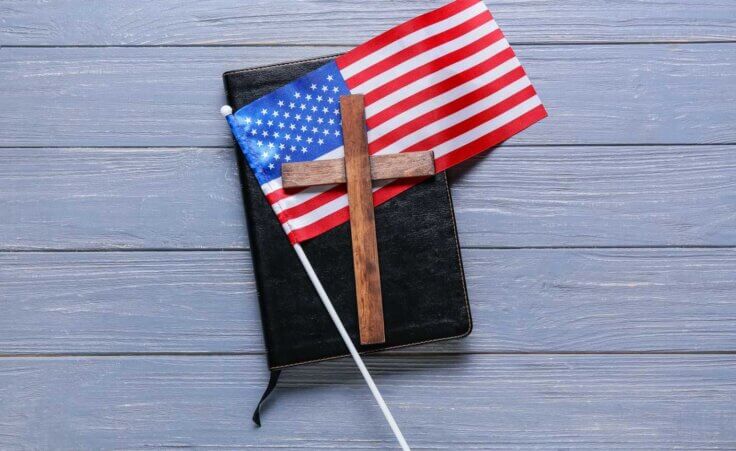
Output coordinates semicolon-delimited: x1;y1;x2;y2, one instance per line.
220;105;233;117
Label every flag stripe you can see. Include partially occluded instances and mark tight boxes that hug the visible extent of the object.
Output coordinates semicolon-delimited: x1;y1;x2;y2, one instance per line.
344;10;493;90
366;53;519;145
375;77;535;156
402;84;539;154
289;205;351;243
277;184;346;224
337;0;485;75
368;65;527;154
363;27;505;111
435;104;548;171
366;45;515;128
286;178;418;243
347;20;497;94
364;37;511;125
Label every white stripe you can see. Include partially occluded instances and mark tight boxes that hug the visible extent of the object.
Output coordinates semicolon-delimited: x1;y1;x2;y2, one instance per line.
434;95;543;159
377;76;532;155
363;38;510;119
286;193;349;230
350;22;497;94
339;1;489;79
275;183;340;215
260;178;283;198
284;179;393;232
366;56;521;143
261;179;280;195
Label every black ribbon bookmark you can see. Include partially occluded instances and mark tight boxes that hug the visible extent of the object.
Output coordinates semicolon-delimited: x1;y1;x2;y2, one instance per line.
252;370;281;427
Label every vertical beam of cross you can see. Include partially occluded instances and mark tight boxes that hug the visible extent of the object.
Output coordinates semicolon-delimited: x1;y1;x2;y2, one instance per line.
340;95;386;345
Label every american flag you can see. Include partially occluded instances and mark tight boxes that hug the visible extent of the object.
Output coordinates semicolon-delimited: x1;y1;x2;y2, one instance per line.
226;0;546;244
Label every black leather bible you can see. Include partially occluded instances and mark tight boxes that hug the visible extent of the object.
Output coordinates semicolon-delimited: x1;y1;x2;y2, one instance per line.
223;56;471;370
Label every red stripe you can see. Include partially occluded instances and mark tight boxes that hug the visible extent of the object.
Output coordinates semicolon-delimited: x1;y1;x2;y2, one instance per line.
336;0;483;70
286;178;426;244
345;10;493;90
372;178;425;205
366;45;515;129
288;205;350;244
265;188;289;204
263;178;334;205
363;28;505;109
368;66;527;154
276;185;346;223
435;104;547;172
401;85;538;154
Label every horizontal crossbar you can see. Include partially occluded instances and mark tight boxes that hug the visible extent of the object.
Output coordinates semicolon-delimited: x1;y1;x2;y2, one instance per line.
281;150;435;189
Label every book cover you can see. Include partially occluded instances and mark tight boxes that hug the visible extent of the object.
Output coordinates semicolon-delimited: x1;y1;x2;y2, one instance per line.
224;56;471;369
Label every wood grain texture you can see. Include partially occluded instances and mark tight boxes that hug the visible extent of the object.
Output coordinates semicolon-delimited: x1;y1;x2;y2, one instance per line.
3;44;736;147
282;158;347;188
371;151;435;180
340;95;385;345
282;151;435;188
1;248;735;355
0;354;734;449
1;0;735;46
2;145;734;250
0;147;247;250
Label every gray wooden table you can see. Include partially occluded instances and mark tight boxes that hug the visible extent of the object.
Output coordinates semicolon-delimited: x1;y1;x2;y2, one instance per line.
2;1;735;449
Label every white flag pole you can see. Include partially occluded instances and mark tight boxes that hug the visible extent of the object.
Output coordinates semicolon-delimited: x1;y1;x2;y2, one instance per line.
221;106;410;450
292;243;409;450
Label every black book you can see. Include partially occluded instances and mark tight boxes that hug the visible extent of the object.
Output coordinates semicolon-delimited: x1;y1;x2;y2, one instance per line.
223;56;471;370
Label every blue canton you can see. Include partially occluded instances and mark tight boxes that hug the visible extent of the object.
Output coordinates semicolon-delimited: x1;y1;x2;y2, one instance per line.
229;61;350;185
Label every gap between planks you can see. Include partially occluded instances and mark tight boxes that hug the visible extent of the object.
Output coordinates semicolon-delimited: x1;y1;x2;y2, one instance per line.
3;143;736;149
3;351;736;359
1;245;735;253
3;40;736;49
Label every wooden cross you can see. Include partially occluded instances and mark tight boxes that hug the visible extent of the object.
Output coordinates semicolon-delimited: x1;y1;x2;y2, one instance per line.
281;94;435;345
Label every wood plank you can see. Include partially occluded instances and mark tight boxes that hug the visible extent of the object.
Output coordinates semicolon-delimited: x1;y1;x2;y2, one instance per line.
1;0;735;46
282;158;348;187
1;248;735;355
0;354;734;449
0;147;247;250
340;95;385;345
2;145;734;250
448;144;736;247
2;44;735;147
371;151;435;180
282;151;435;188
